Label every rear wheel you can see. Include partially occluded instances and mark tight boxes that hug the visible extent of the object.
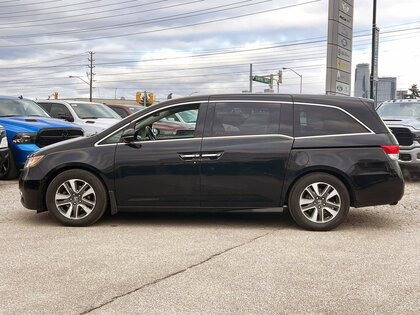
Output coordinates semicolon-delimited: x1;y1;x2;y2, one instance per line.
46;169;108;226
0;147;19;180
288;173;350;231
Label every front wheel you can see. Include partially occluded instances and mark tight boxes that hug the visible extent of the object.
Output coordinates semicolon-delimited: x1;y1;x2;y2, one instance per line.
288;173;350;231
0;147;18;180
46;169;108;226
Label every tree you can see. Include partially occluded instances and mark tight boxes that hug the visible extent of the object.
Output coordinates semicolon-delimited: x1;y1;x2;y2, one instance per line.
408;84;420;99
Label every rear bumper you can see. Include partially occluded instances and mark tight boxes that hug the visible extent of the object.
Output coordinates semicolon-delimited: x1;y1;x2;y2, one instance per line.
353;160;405;207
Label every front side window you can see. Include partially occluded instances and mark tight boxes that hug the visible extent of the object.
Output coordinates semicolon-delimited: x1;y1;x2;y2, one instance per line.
134;104;199;141
294;105;369;137
211;102;281;137
0;99;49;117
70;103;121;119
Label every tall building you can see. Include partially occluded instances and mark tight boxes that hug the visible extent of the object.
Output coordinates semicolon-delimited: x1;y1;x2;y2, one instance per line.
396;90;408;99
376;77;397;103
354;63;370;98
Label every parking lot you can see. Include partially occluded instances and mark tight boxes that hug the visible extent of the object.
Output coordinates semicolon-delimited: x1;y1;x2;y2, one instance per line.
0;179;419;314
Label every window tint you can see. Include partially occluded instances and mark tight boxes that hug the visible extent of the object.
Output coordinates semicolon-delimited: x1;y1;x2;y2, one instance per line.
38;103;51;113
134;104;199;141
294;105;369;137
211;102;280;137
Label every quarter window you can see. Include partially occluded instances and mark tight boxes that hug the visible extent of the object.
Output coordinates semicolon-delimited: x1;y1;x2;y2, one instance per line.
294;105;369;137
211;102;281;137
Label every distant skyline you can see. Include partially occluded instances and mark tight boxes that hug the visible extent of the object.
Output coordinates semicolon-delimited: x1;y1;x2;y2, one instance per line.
0;0;419;101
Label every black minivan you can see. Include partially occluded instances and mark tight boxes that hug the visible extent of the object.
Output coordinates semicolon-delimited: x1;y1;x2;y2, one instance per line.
19;94;404;230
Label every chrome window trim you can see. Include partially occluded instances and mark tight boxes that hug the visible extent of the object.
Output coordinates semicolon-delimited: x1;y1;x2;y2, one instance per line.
294;102;375;134
202;134;294;140
95;99;375;147
294;133;373;139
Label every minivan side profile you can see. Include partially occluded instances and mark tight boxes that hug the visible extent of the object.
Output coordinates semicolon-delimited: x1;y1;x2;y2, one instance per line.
19;94;404;230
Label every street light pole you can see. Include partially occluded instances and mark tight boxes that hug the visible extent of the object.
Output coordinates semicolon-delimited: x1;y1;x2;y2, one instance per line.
282;67;303;93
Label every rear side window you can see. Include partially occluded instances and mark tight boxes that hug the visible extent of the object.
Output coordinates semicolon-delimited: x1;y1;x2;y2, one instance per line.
294;105;369;137
211;102;280;137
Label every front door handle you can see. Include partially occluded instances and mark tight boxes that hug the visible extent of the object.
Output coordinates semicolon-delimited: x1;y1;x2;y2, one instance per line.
178;153;200;161
201;152;224;160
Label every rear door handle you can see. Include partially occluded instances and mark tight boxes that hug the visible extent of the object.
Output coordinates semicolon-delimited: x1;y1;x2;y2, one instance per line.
201;152;224;160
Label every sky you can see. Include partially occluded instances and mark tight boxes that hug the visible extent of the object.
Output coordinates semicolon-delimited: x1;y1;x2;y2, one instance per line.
0;0;419;102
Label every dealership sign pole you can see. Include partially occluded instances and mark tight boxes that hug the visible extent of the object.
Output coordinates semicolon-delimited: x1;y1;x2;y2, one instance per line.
326;0;354;96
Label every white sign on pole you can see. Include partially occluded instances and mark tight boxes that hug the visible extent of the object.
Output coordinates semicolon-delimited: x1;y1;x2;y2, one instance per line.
326;0;354;96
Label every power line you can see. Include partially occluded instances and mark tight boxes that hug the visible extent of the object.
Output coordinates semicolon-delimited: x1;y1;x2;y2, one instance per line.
0;0;62;9
0;0;201;29
0;0;321;47
0;0;272;38
0;0;136;17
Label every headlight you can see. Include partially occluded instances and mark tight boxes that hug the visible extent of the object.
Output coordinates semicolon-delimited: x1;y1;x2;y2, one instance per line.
24;156;44;168
12;132;37;144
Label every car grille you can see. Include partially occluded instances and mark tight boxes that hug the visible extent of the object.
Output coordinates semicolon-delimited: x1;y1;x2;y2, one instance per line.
389;127;413;146
36;128;83;148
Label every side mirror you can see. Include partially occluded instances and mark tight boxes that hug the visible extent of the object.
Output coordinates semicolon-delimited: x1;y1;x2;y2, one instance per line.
57;113;74;122
122;128;136;142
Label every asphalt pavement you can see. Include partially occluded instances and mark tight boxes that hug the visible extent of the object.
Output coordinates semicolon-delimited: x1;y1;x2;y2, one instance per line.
0;180;419;314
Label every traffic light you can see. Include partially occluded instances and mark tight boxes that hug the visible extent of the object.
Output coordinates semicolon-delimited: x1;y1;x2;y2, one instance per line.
278;70;283;83
136;92;141;103
147;93;154;104
54;92;58;100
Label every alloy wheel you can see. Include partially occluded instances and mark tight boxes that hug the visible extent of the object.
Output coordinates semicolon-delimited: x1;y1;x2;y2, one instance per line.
55;179;96;220
299;182;341;223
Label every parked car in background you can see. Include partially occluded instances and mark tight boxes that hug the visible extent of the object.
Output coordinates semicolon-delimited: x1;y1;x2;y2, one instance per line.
20;94;404;230
0;125;9;179
37;100;121;136
377;99;420;172
107;104;146;118
0;96;84;179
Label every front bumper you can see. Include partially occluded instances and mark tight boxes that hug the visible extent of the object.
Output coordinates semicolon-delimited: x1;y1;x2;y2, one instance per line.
398;144;420;165
19;165;47;212
10;144;40;166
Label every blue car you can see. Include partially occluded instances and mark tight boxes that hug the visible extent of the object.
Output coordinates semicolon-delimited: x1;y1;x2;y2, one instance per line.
0;96;84;179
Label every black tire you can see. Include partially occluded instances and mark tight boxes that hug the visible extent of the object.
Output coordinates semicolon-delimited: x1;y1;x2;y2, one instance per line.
288;172;350;231
46;169;108;226
0;146;19;180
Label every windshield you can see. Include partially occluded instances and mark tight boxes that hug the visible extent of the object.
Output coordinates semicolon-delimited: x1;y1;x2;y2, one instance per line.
128;106;144;113
178;110;198;123
0;99;49;117
377;102;420;118
70;103;121;119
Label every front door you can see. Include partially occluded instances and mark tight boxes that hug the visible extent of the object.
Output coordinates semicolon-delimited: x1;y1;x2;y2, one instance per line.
115;102;206;210
200;97;293;208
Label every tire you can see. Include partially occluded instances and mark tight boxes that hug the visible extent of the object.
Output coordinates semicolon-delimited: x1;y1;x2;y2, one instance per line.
0;146;19;180
46;169;108;226
288;172;350;231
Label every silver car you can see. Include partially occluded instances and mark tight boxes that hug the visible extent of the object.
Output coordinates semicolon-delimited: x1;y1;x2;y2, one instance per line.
377;99;420;167
37;100;122;136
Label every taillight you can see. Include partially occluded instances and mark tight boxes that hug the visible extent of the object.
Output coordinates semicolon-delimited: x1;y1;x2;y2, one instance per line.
381;145;399;161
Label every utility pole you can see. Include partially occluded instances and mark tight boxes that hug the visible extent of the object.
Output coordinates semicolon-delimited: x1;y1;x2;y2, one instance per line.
144;90;147;107
88;51;95;102
249;64;253;93
370;0;378;100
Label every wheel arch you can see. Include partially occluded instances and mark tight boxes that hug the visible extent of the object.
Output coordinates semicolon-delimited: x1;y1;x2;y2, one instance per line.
42;163;112;213
284;167;355;207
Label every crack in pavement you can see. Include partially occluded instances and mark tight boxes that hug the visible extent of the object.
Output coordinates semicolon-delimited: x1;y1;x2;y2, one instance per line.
80;231;273;314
